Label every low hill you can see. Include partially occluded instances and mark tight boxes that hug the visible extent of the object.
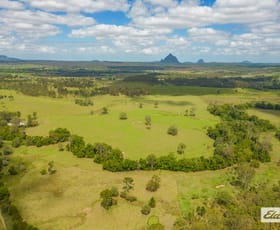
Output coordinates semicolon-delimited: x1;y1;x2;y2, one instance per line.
0;55;21;62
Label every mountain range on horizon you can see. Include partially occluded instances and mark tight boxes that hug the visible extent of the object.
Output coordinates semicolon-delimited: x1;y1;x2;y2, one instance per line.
0;54;272;64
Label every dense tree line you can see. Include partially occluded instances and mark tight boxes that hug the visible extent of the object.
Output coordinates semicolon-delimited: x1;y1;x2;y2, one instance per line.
254;101;280;110
123;75;280;90
99;86;148;97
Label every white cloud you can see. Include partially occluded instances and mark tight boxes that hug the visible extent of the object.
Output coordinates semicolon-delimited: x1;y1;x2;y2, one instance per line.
70;24;170;38
0;10;95;27
128;0;149;18
39;46;56;53
188;27;230;46
0;0;279;61
0;0;23;9
21;0;130;13
130;0;280;29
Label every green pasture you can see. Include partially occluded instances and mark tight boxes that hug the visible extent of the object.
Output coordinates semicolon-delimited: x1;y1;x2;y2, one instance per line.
0;90;218;159
6;142;280;230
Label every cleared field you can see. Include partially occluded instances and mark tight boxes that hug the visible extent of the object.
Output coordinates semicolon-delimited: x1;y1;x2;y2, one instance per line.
247;109;280;127
1;90;218;159
3;146;228;229
6;146;180;229
6;143;280;230
201;88;280;105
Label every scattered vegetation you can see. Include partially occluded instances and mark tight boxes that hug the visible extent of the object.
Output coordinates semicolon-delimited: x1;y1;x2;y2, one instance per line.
167;125;178;136
146;175;160;192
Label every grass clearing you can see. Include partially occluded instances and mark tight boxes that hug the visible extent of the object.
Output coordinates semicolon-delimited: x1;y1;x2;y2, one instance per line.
1;90;217;159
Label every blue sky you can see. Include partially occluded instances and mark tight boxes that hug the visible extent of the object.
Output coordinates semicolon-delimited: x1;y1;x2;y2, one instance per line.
0;0;280;62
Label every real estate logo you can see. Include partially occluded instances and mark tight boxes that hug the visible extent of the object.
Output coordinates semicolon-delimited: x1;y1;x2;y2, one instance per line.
261;208;280;223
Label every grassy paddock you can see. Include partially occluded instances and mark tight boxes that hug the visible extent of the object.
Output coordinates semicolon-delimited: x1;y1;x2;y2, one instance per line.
1;90;218;159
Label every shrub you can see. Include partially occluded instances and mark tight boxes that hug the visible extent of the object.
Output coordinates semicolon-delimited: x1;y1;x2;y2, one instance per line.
48;161;56;175
0;186;10;200
145;115;151;127
123;177;134;192
141;205;151;215
101;107;108;114
12;137;21;148
149;197;156;208
111;186;119;197
177;143;186;154
119;191;137;202
100;188;118;210
146;175;160;192
40;169;47;175
3;146;13;155
101;197;116;210
167;126;178;136
250;160;260;168
125;195;137;202
196;206;206;216
119;112;128;120
215;191;234;207
8;166;18;175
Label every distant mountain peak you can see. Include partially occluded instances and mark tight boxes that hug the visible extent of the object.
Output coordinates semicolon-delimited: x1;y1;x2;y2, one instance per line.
241;60;251;64
160;53;180;64
197;59;204;64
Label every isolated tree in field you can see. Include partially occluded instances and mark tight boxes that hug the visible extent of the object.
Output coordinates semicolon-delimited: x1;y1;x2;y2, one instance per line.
154;101;158;108
146;175;160;192
190;107;196;117
100;188;118;210
167;125;178;136
123;177;134;192
146;154;157;169
184;109;189;116
101;107;108;114
33;112;37;120
111;186;119;197
145;115;151;129
177;143;186;154
139;103;143;108
119;112;128;120
27;112;39;127
149;197;156;208
141;205;151;215
48;161;56;174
